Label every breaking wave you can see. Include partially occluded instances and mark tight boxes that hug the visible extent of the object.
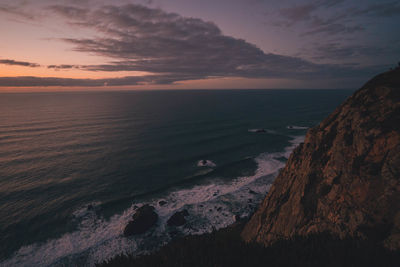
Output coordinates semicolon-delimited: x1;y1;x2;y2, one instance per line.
1;136;305;267
286;125;309;130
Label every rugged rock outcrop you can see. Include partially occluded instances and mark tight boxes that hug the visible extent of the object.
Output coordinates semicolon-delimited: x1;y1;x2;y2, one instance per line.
242;69;400;250
124;205;158;236
159;200;167;206
167;210;189;226
167;209;189;227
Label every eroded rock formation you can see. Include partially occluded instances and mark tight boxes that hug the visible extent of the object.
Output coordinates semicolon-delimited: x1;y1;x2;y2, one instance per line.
124;205;158;236
167;209;189;227
242;69;400;250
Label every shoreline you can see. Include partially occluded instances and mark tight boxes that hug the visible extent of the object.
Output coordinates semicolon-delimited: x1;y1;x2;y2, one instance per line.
1;135;304;266
100;69;400;266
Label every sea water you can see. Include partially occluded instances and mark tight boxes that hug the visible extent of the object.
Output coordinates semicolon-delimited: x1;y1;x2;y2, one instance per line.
0;89;352;266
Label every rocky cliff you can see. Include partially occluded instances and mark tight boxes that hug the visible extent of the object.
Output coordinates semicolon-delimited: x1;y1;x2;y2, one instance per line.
242;68;400;250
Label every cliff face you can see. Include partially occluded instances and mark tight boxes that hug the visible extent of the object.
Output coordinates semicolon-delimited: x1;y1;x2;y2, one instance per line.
242;69;400;250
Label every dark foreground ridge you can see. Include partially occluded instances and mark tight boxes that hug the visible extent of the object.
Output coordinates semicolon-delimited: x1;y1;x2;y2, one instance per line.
98;222;400;267
99;68;400;266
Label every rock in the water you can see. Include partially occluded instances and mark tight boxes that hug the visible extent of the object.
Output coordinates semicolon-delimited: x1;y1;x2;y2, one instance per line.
124;205;158;236
167;209;189;227
158;200;167;206
242;69;400;250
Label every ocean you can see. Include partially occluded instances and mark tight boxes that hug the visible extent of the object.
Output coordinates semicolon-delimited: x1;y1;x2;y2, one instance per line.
0;89;352;266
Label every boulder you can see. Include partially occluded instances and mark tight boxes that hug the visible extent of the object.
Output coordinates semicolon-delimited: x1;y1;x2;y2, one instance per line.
158;200;167;206
124;205;158;236
234;214;241;222
167;209;189;227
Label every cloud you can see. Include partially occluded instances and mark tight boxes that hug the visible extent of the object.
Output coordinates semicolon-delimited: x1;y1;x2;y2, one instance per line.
320;0;346;8
305;41;400;64
349;1;400;17
301;1;400;36
311;43;382;59
279;4;318;25
47;5;88;20
0;59;40;67
0;62;387;87
0;76;140;87
277;0;346;24
273;0;400;36
274;2;360;36
45;4;376;83
0;3;388;87
0;4;36;20
302;23;363;36
47;64;80;70
0;73;211;87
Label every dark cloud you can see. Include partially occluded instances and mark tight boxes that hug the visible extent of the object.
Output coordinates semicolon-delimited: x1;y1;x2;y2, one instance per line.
302;23;363;36
47;5;88;19
349;1;400;17
319;0;346;8
0;3;388;87
0;4;36;20
307;42;400;62
47;64;80;70
274;0;400;36
301;1;400;35
0;74;210;87
279;4;318;25
0;76;140;87
277;0;346;24
274;1;359;35
44;3;378;85
0;76;104;87
0;59;40;67
0;62;388;87
312;43;382;59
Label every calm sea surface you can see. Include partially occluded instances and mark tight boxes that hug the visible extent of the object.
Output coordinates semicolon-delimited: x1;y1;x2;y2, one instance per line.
0;89;353;266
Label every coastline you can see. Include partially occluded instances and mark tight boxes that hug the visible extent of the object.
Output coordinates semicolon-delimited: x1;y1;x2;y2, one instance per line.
3;75;396;266
1;134;306;266
99;68;400;266
1;89;351;266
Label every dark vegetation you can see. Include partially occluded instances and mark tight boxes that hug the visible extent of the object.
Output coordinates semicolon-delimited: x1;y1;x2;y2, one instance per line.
98;222;400;267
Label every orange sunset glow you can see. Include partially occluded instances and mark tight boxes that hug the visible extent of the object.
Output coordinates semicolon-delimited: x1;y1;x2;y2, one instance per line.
1;0;398;91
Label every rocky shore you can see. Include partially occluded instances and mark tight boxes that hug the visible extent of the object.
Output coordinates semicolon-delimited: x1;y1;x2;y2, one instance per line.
242;67;400;250
99;68;400;266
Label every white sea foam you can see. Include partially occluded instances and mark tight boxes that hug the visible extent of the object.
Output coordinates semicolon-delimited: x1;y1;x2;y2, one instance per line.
72;202;102;220
248;129;276;134
1;136;304;267
286;125;309;130
197;159;216;168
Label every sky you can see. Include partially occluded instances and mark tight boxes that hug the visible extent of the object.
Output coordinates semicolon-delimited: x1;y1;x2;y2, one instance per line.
0;0;399;91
